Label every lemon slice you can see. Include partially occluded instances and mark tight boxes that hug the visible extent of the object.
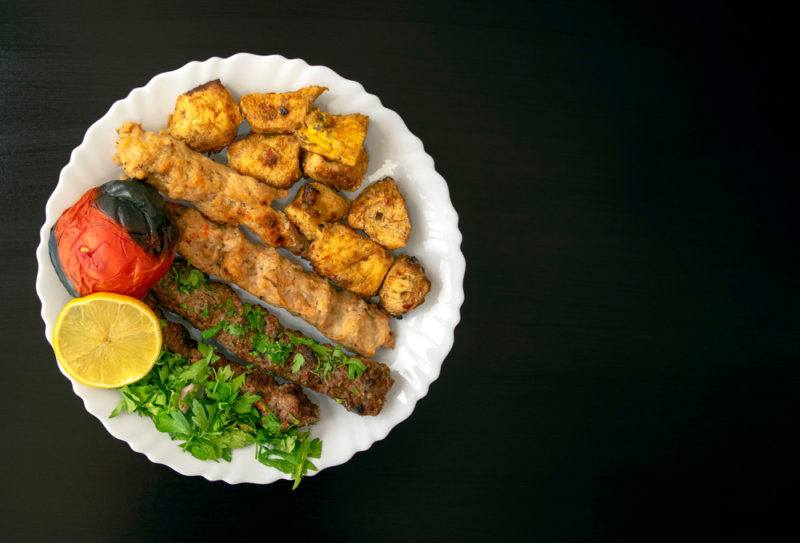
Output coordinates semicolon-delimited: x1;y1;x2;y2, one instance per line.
52;292;162;388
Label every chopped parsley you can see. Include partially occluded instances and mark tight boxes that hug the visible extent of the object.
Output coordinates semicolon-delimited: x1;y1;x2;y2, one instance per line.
243;304;292;364
110;345;321;489
287;335;366;380
226;322;247;337
171;267;206;294
251;333;292;365
201;320;227;340
291;352;305;373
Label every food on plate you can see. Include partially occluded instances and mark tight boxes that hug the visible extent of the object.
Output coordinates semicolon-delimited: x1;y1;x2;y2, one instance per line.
379;255;431;316
145;294;319;428
167;79;242;152
171;206;394;357
302;148;368;192
309;223;394;297
47;75;443;487
111;303;321;488
52;292;162;388
347;177;411;249
284;181;350;240
114;122;308;255
239;85;327;134
227;134;302;189
49;180;177;297
296;109;368;167
153;262;394;415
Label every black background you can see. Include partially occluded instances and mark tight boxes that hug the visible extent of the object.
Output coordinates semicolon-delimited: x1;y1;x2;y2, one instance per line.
1;1;796;541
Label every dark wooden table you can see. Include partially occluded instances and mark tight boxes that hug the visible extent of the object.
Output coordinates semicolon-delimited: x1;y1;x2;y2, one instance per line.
1;1;795;541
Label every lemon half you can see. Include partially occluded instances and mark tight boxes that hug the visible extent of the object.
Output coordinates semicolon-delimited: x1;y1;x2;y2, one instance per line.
52;292;162;388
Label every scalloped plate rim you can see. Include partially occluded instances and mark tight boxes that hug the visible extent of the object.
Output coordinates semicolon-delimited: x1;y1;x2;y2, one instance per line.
34;53;465;484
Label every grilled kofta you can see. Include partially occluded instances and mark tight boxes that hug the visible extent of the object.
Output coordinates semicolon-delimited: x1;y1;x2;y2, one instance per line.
152;262;394;416
143;294;319;429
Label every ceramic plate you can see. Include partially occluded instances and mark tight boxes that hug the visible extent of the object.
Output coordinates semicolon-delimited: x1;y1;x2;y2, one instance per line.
35;54;465;484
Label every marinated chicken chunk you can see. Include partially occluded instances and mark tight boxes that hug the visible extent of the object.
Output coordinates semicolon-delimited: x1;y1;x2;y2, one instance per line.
379;255;431;316
309;223;394;297
227;134;302;189
347;177;411;249
302;148;368;192
239;86;326;134
167;80;242;152
296;109;368;167
285;182;350;240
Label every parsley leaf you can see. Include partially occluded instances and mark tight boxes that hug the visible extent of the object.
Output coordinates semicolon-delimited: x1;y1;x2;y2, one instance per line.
286;335;366;380
111;344;322;489
250;332;291;365
226;323;247;337
291;352;305;373
172;267;206;294
345;357;366;380
201;320;227;340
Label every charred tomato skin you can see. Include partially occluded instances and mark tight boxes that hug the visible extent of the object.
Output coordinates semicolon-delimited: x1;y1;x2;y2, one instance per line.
49;180;177;297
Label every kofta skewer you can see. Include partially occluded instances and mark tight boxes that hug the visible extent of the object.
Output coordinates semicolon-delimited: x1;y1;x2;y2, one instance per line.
152;262;394;416
143;294;319;429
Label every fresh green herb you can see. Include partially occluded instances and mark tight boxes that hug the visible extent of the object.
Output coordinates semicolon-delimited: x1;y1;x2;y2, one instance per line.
111;346;321;488
244;303;265;333
201;320;227;340
171;267;206;294
251;333;292;365
287;335;366;380
198;306;210;319
344;356;366;380
226;323;247;337
225;298;236;317
159;319;168;329
291;353;305;373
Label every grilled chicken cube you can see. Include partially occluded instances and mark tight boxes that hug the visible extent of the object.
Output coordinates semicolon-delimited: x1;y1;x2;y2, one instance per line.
239;86;326;135
227;134;302;189
309;223;393;297
296;109;368;167
347;177;411;249
285;182;350;240
167;80;242;152
379;255;431;316
302;148;368;192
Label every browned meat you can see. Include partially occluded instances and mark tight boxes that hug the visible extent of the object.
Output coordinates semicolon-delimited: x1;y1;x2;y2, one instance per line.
170;205;394;357
152;262;394;416
142;294;319;429
113;122;308;256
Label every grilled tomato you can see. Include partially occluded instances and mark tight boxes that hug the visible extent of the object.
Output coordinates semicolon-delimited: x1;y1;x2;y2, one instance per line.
49;180;177;297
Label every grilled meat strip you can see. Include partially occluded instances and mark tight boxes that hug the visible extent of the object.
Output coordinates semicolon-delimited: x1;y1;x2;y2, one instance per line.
143;294;319;428
152;263;394;416
114;122;308;256
170;205;394;357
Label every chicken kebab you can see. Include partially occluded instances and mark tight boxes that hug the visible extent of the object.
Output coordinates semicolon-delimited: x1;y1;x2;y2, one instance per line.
169;206;393;357
113;122;308;256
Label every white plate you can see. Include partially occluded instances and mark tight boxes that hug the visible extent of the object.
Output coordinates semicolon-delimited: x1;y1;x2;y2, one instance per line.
35;54;465;484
